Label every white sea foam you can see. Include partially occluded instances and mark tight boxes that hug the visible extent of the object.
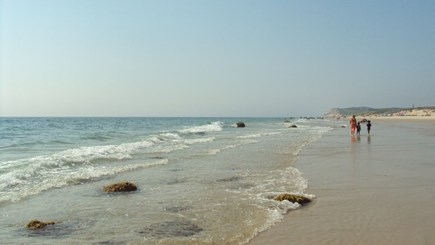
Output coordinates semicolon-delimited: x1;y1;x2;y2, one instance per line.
57;140;154;164
0;137;169;204
184;137;215;145
179;121;223;134
0;159;168;204
144;132;189;153
0;172;23;189
150;133;182;143
207;149;222;155
237;132;281;139
2;140;155;170
149;144;189;153
237;133;263;139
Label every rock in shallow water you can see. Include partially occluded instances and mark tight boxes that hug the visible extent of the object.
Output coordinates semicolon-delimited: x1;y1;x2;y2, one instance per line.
103;181;137;192
236;122;245;128
274;193;311;205
26;219;56;230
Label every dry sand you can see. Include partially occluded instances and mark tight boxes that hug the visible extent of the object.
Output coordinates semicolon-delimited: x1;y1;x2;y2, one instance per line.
249;119;435;244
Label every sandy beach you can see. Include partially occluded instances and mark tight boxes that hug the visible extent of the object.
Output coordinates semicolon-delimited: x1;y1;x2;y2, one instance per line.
250;118;435;244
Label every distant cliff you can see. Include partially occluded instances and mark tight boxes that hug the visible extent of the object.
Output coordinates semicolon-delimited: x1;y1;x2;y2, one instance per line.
324;106;434;118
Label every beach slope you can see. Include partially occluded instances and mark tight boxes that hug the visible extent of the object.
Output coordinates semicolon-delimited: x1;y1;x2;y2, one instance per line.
250;120;435;244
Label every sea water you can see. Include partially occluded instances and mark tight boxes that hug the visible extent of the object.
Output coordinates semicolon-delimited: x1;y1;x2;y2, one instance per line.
0;117;336;244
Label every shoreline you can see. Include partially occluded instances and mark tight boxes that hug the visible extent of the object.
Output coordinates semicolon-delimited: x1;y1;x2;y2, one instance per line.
249;119;435;244
346;115;435;123
366;116;435;122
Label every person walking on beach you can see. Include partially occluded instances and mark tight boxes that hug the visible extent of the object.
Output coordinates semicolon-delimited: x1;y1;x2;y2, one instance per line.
356;122;361;136
349;115;357;135
367;120;372;135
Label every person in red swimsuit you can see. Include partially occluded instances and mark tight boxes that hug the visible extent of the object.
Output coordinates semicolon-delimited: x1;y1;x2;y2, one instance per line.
349;115;357;135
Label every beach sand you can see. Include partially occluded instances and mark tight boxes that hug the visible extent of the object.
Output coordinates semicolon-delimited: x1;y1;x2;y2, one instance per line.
249;119;435;244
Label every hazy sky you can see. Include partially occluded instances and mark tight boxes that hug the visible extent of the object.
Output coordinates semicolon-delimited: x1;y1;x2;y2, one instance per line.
1;0;434;117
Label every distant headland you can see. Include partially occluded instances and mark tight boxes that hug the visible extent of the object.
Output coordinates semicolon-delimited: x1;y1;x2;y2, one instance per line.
324;106;435;120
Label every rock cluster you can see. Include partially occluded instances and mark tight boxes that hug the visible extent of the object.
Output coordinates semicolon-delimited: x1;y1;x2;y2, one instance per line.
25;181;139;231
103;181;138;192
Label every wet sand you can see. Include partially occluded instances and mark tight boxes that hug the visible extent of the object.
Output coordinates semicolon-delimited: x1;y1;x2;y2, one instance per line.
250;119;435;244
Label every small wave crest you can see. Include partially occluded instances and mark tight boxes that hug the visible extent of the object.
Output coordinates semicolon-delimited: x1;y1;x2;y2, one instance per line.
184;137;215;145
237;132;281;139
0;159;168;204
44;140;154;166
178;121;223;135
0;139;156;171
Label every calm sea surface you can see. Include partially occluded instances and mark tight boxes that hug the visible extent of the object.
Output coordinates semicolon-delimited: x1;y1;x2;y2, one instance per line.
0;117;337;244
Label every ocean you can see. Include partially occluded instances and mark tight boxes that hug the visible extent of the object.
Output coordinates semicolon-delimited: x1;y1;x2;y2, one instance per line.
0;117;337;244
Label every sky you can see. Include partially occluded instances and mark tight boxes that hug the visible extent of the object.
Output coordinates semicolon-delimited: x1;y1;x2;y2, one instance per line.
1;0;434;117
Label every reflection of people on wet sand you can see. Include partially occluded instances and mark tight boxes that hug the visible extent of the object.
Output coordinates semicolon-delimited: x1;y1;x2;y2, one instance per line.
349;115;357;135
356;122;361;136
350;134;361;143
367;120;372;135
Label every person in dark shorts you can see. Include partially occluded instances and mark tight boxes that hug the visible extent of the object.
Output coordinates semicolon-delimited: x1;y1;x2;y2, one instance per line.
367;120;372;135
